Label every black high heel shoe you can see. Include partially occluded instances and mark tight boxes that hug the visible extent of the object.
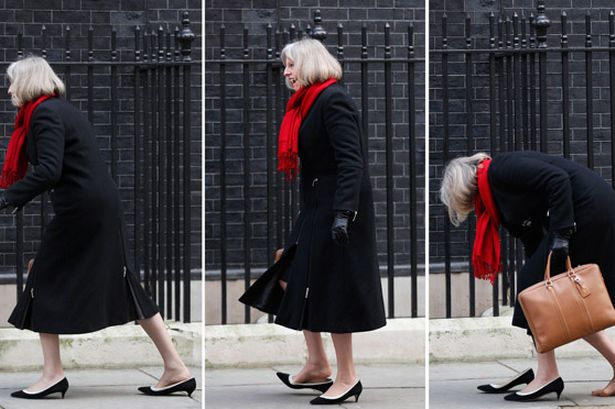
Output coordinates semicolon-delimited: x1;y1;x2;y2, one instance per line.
276;372;333;393
138;377;196;397
310;380;362;405
504;377;564;401
11;377;69;399
477;368;534;393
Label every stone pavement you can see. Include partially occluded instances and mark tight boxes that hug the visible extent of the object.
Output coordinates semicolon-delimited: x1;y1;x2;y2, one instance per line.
205;363;424;408
430;357;615;409
0;366;201;409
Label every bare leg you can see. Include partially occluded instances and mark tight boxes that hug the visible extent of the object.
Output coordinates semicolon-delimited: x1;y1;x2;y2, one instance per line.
519;349;559;393
321;333;358;397
292;330;332;383
26;333;65;392
583;330;615;396
138;313;191;388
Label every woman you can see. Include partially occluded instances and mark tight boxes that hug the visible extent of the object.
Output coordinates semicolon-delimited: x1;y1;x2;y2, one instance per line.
1;56;195;399
440;150;615;401
262;39;385;405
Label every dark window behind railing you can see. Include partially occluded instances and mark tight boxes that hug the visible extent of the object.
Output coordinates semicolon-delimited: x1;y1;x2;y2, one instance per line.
1;12;199;323
206;10;425;324
430;0;615;318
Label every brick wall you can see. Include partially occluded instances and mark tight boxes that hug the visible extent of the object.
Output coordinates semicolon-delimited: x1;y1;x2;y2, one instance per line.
0;0;202;272
205;0;426;276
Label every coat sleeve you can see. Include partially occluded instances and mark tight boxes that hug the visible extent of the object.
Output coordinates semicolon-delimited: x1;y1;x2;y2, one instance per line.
322;89;364;213
491;155;575;235
5;105;65;207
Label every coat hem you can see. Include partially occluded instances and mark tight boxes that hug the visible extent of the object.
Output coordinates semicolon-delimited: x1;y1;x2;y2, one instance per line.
274;319;387;334
7;311;158;335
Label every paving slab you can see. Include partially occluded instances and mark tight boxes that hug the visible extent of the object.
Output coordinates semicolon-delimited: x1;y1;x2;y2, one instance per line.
205;364;424;408
0;367;201;409
430;358;615;409
428;361;518;382
430;377;574;409
205;384;421;409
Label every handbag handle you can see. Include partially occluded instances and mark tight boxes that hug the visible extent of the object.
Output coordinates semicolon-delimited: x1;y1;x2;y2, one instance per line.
544;251;573;282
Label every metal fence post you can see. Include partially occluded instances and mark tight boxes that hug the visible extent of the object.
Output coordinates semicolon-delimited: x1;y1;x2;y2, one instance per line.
219;25;227;324
178;11;195;323
309;9;327;41
534;0;550;153
610;11;615;187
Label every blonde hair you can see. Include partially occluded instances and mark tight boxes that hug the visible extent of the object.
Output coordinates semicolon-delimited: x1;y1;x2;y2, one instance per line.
440;152;491;226
7;56;65;107
280;39;342;89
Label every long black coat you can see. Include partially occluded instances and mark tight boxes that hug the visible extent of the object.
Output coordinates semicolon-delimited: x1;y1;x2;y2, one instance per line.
275;84;387;333
7;97;158;334
488;151;615;331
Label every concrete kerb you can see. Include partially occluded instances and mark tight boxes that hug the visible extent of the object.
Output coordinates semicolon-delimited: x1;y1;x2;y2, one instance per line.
204;317;425;368
0;322;201;371
430;316;615;362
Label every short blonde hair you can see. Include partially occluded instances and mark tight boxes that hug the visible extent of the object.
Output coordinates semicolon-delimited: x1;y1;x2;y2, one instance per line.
440;152;491;226
7;56;65;107
280;39;342;89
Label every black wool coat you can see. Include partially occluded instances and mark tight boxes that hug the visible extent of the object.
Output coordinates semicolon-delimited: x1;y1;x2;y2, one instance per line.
7;97;158;334
487;151;615;331
274;84;387;333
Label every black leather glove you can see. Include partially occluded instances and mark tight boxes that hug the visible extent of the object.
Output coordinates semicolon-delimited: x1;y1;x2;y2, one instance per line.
331;211;354;246
550;230;571;275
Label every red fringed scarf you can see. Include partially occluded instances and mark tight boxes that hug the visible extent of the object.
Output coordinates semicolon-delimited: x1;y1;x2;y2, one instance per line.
472;159;501;284
0;94;55;188
277;78;337;180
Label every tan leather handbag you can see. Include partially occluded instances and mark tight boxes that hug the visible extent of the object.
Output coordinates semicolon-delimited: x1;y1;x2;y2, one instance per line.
518;254;615;353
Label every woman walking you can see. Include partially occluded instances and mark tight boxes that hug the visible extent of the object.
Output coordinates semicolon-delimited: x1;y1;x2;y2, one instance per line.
243;38;386;405
440;151;615;401
2;56;195;399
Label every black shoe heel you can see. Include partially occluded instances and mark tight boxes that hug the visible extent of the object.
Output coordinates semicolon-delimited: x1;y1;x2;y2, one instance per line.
310;380;363;405
276;372;333;393
477;368;534;393
138;377;197;396
11;377;69;399
504;377;564;402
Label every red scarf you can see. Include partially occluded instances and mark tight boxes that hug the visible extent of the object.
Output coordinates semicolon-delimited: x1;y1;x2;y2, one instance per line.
0;94;55;188
472;159;501;284
277;78;337;179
